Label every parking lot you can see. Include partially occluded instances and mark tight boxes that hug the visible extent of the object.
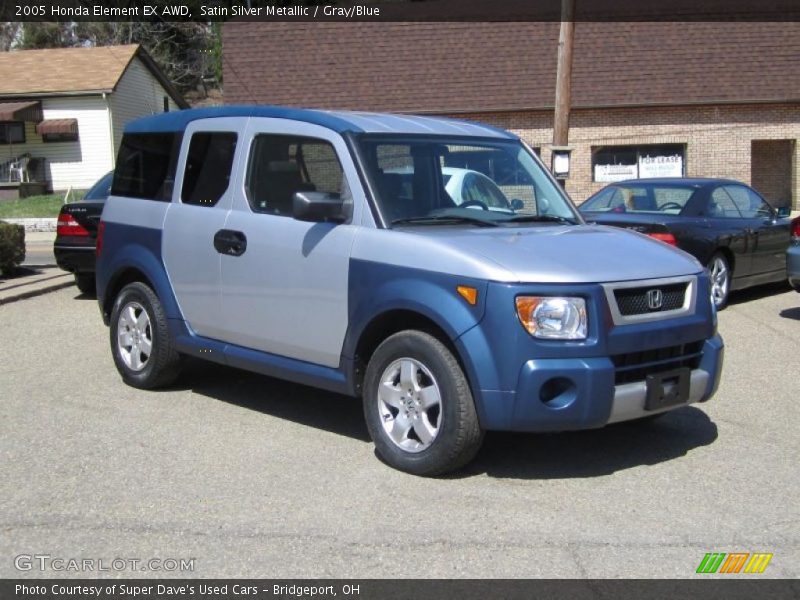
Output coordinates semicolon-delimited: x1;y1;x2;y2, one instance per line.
1;282;798;579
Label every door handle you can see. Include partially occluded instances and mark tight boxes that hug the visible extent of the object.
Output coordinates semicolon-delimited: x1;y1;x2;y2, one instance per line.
214;229;247;257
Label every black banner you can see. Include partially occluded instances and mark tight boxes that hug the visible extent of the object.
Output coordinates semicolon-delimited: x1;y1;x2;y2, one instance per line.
2;580;800;600
3;0;800;22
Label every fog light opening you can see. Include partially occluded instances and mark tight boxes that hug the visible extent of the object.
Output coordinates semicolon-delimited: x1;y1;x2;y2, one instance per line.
539;377;577;409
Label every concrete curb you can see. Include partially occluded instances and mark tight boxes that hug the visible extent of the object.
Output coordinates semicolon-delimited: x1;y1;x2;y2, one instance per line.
0;268;75;306
3;217;58;232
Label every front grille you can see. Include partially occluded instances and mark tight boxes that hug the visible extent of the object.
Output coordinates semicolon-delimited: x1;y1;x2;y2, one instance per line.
614;282;688;316
612;340;704;385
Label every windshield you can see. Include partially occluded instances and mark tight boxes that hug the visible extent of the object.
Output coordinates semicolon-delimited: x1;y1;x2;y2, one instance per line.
355;135;581;227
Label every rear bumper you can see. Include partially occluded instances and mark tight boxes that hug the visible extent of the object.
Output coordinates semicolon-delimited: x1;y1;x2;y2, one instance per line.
54;245;95;274
787;243;800;291
479;334;723;432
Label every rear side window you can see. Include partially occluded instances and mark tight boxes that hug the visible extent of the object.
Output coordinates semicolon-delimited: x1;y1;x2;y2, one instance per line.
112;133;181;201
181;132;238;206
245;135;345;216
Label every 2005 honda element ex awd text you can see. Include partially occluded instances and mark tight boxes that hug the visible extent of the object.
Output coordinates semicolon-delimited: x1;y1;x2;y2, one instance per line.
96;106;724;475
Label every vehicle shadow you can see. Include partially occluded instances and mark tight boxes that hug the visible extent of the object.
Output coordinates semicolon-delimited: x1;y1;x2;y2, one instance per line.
173;359;718;478
73;291;97;300
463;406;718;480
175;359;371;443
779;307;800;321
728;280;792;306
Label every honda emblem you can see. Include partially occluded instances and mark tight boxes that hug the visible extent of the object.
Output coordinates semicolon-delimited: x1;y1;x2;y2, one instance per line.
646;289;664;310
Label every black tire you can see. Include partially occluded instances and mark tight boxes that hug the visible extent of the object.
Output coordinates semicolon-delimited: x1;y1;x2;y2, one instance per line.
74;273;95;295
708;252;731;310
109;282;182;389
363;330;484;476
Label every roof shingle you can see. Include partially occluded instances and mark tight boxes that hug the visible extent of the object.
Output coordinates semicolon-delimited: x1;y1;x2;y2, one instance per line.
223;22;800;112
0;44;140;96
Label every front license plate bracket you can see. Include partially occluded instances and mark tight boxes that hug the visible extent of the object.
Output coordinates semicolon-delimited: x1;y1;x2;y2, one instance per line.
645;367;691;411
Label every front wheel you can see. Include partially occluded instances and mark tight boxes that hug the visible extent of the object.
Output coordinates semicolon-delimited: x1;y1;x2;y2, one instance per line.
363;330;484;476
109;282;182;389
708;252;731;310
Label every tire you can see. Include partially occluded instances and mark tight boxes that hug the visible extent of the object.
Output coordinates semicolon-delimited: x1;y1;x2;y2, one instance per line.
708;252;731;310
363;330;484;476
109;282;182;389
74;273;95;295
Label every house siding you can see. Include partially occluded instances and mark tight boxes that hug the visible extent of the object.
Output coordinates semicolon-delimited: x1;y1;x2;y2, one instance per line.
108;58;181;160
2;95;113;191
0;55;183;191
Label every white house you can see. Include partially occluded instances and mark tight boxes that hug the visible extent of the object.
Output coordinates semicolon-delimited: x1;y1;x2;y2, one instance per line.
0;44;187;195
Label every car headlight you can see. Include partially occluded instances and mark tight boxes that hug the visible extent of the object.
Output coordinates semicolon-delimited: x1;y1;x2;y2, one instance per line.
515;296;587;339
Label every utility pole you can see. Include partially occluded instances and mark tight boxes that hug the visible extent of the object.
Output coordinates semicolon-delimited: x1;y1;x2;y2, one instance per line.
552;0;576;187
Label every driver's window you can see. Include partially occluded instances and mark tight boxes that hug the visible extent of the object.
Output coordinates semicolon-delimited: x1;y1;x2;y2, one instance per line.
740;186;770;218
724;186;770;218
245;134;344;216
709;187;742;218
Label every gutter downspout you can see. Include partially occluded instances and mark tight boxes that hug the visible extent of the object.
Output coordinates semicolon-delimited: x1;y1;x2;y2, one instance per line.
103;92;116;168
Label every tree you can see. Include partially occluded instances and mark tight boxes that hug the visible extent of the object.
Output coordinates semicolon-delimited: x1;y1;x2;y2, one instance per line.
6;21;221;95
0;22;22;51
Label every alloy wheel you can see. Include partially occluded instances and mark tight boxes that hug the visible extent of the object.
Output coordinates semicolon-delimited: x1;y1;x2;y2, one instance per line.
116;301;153;372
377;357;442;453
710;255;730;308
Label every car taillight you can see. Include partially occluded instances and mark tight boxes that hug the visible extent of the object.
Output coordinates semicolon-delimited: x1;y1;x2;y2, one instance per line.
96;220;105;256
647;232;677;246
56;213;90;236
791;216;800;239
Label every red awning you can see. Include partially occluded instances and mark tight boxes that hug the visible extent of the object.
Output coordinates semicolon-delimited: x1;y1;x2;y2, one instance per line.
0;100;42;122
36;118;78;135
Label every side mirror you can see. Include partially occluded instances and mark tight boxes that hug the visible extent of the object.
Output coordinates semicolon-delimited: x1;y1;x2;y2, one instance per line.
292;191;346;223
511;198;525;211
776;206;791;218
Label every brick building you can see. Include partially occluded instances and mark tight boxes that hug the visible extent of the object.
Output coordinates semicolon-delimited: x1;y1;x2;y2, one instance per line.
223;21;800;208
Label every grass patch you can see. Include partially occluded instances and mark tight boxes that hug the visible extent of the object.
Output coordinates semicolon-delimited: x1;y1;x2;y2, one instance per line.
0;191;87;219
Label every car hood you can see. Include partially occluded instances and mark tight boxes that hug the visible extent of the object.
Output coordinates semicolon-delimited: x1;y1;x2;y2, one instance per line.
405;224;703;283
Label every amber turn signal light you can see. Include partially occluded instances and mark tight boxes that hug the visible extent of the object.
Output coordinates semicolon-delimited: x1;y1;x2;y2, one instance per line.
457;285;478;306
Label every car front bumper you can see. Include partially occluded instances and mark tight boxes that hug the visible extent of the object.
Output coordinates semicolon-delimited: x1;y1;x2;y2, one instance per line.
477;334;723;432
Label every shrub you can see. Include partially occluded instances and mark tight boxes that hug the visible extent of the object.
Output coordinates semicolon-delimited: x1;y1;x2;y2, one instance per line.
0;221;25;274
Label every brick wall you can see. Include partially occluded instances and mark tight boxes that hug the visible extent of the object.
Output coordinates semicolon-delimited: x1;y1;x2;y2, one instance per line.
447;103;800;208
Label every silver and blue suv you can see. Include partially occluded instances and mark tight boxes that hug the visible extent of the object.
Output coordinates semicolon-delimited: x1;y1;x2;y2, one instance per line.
96;106;724;475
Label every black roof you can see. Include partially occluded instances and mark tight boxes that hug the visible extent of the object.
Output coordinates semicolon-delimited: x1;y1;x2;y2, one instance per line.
607;178;742;187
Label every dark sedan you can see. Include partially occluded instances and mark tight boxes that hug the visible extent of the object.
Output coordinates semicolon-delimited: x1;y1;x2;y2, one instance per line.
54;171;112;294
788;220;800;292
579;178;796;309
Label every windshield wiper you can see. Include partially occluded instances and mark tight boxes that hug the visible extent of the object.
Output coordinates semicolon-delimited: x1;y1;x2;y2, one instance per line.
503;214;578;225
391;215;499;227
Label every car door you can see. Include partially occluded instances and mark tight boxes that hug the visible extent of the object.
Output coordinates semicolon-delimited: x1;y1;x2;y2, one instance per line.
162;118;244;341
724;184;789;276
704;186;756;278
218;119;363;368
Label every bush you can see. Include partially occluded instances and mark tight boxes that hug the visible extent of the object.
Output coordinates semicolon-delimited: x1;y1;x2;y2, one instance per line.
0;221;25;275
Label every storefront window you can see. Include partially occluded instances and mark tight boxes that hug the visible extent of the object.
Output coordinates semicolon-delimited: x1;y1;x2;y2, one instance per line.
592;144;684;182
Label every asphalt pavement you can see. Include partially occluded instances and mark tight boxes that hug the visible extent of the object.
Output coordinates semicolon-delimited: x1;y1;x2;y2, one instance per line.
0;282;798;579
